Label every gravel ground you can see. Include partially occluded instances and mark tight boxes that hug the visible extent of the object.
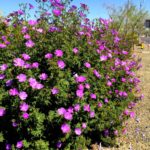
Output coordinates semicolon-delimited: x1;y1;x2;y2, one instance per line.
92;46;150;150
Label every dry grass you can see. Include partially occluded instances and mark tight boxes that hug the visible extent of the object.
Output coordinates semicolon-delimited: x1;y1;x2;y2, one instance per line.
92;46;150;150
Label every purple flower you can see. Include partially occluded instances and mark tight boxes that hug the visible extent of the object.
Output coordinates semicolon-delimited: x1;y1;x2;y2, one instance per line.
123;109;129;115
12;121;18;127
22;112;29;119
51;87;59;95
25;40;35;48
52;9;61;16
20;102;29;112
16;141;23;149
0;74;5;80
100;55;108;61
39;73;48;80
73;48;78;54
13;58;25;67
56;141;62;149
61;123;71;134
84;62;91;68
114;36;120;43
67;107;74;113
29;3;34;9
114;130;118;136
93;70;101;78
74;128;82;135
76;89;84;98
83;104;90;112
90;93;96;99
16;74;26;82
54;49;63;57
9;88;19;96
35;83;44;89
0;64;8;71
0;107;6;117
45;53;53;59
6;79;13;87
57;107;66;116
57;60;66;69
28;20;37;26
6;144;11;150
64;112;73;120
19;91;28;100
82;123;87;129
32;62;39;68
74;104;80;112
22;53;30;60
75;76;86;83
90;111;95;118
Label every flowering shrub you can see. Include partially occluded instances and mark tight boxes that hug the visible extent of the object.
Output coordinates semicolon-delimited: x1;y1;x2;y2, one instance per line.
0;0;143;149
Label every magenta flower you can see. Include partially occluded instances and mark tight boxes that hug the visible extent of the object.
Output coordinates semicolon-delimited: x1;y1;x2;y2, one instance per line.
23;34;31;40
98;102;103;108
20;102;29;112
104;98;109;103
54;49;63;57
57;60;66;69
83;104;90;112
76;89;84;98
84;62;91;68
107;81;112;87
61;123;71;134
93;70;101;78
75;128;82;135
13;58;25;67
25;40;35;48
39;73;48;80
0;64;8;71
28;20;37;26
51;87;59;95
45;53;53;59
75;76;86;83
22;53;30;60
90;93;96;99
114;130;118;136
67;107;74;113
35;83;44;89
130;111;135;118
19;91;28;100
73;48;78;54
78;84;84;90
29;3;34;9
0;107;6;117
0;43;6;48
57;107;66;116
52;9;61;16
22;112;29;119
16;141;23;149
85;83;90;89
74;104;80;112
100;55;108;61
64;112;73;120
9;88;19;96
123;109;129;115
16;74;26;82
90;111;95;118
32;62;39;68
82;123;87;129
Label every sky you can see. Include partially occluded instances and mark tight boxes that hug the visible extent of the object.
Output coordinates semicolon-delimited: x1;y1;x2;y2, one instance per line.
0;0;150;19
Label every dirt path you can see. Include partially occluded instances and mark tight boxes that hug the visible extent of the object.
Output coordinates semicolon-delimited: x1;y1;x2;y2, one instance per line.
93;46;150;150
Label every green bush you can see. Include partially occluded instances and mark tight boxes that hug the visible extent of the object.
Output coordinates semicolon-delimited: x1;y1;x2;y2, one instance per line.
0;0;143;149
